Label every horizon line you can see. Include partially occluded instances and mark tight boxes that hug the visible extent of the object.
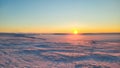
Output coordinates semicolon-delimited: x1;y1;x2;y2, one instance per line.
0;32;120;35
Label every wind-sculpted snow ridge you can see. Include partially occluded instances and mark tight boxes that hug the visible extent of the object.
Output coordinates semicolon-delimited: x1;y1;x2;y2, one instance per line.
0;33;120;68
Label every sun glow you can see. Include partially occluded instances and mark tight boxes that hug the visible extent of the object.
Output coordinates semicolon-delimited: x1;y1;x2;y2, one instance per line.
73;30;78;35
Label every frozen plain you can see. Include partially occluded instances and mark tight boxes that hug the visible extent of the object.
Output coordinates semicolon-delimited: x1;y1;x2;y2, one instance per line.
0;33;120;68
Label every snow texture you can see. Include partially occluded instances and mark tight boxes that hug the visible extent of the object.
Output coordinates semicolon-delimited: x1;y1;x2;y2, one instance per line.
0;33;120;68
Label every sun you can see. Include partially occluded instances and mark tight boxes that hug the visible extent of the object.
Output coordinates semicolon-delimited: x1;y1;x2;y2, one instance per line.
73;30;78;35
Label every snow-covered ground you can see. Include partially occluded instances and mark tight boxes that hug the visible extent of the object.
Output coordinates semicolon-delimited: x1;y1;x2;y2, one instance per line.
0;33;120;68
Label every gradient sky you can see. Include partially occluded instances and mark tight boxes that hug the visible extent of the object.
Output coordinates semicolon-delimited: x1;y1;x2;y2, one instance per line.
0;0;120;33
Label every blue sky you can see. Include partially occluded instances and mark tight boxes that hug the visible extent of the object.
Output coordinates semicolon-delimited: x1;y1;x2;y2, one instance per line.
0;0;120;33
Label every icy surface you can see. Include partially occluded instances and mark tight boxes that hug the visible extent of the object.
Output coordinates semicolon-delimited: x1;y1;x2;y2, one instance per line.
0;33;120;68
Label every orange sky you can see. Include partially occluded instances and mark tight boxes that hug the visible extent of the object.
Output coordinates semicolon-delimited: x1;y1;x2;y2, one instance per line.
0;0;120;33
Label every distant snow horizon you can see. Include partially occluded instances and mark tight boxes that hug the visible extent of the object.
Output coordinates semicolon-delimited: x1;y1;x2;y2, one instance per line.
0;32;120;35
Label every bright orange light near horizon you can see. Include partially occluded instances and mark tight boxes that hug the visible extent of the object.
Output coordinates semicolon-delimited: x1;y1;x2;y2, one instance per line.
73;30;78;35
